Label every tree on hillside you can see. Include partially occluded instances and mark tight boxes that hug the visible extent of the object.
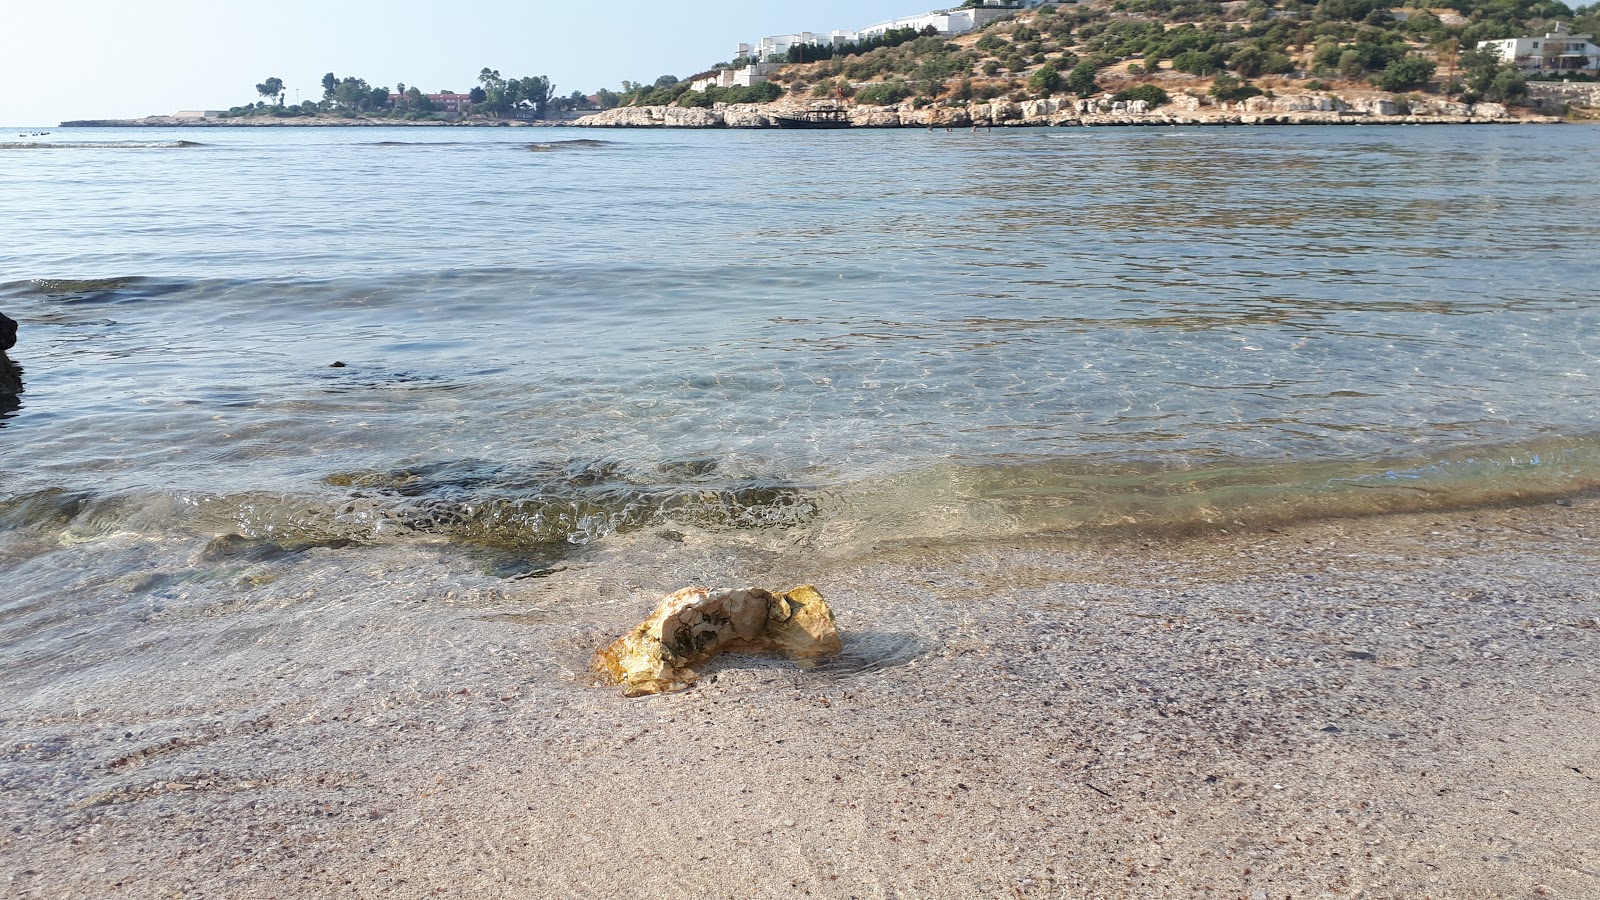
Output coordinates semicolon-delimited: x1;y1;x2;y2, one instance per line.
1376;55;1436;91
1066;60;1100;96
322;72;338;101
914;54;962;96
1029;63;1062;95
256;77;285;106
1459;47;1528;102
1210;73;1263;102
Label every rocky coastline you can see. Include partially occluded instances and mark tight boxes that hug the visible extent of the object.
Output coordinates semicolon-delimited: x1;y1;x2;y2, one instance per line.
59;90;1571;129
575;92;1558;128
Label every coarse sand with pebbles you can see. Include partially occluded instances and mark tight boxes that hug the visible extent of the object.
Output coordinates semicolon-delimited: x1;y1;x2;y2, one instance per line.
2;499;1597;898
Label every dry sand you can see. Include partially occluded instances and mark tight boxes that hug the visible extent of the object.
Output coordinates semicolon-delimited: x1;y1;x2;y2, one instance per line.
3;499;1597;898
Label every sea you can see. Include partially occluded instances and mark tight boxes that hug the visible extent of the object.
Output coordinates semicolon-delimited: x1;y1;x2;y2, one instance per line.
2;123;1598;600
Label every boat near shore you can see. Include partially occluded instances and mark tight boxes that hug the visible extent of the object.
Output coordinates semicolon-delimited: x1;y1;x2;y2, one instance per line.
773;108;853;129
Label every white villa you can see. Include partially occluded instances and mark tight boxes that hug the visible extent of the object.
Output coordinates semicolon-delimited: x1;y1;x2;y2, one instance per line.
743;1;1052;62
693;1;1052;91
688;63;781;92
1478;22;1600;73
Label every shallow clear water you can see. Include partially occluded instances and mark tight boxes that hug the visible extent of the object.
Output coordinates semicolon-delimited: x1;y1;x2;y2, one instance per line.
2;124;1598;567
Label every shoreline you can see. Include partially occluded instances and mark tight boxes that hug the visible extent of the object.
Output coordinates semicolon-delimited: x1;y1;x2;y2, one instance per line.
3;497;1596;897
55;117;569;128
56;112;1565;129
568;95;1563;128
57;93;1571;129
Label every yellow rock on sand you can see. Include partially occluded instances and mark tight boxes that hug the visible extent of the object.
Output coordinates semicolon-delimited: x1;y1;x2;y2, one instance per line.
592;585;842;696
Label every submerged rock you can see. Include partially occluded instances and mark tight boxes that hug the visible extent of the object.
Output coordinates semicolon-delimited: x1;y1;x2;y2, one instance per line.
592;585;842;696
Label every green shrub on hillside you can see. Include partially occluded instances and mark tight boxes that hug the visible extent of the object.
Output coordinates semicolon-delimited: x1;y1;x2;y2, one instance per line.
1029;64;1063;94
1210;73;1263;102
675;82;783;107
855;80;913;105
1375;56;1436;91
1173;49;1226;75
1112;84;1171;105
1066;60;1100;96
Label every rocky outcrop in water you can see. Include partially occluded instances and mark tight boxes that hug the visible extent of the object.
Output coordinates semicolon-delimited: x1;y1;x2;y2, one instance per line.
0;354;19;401
592;585;842;696
575;94;1555;128
0;311;19;406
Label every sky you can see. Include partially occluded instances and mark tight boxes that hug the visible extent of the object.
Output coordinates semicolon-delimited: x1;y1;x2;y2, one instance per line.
0;0;927;125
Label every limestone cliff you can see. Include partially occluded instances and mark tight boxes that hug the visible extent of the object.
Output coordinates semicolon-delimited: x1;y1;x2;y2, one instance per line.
575;94;1545;129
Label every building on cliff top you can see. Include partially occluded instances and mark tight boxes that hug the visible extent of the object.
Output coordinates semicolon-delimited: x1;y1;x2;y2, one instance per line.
1479;22;1600;73
740;1;1053;67
702;1;1056;91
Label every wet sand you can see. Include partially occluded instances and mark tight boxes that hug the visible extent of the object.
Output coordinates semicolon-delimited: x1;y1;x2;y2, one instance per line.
3;499;1597;898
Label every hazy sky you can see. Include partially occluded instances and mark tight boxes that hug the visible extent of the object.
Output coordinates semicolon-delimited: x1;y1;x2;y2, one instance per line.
1;0;925;124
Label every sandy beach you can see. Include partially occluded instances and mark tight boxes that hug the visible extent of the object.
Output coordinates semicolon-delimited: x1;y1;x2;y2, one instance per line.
3;497;1596;899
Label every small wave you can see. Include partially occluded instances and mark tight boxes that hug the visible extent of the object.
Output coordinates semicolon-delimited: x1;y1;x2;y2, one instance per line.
0;140;203;150
1;276;192;305
6;439;1596;574
27;277;145;294
0;457;818;574
321;457;816;549
527;139;613;152
820;435;1600;547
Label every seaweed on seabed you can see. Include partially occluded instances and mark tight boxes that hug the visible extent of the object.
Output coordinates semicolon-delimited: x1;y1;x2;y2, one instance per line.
319;457;820;577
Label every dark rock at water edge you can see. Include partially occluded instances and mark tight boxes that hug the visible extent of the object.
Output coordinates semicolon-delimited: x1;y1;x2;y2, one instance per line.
0;311;15;352
0;354;21;404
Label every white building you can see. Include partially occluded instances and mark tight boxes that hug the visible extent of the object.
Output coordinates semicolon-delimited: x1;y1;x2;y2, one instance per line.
704;2;1053;91
688;62;780;92
742;2;1046;64
1478;22;1600;73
